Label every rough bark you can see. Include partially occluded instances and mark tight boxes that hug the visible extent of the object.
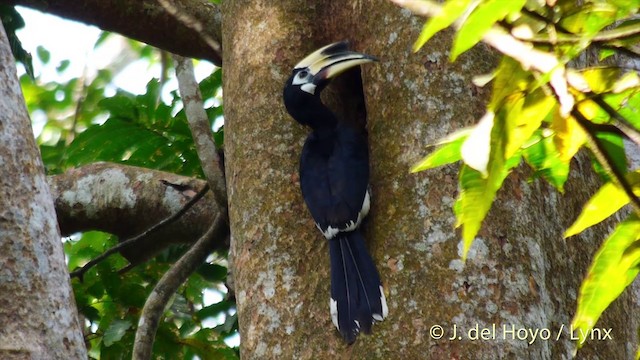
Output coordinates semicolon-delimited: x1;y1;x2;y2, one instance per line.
48;162;219;265
0;22;86;358
224;0;637;359
5;0;223;65
222;2;321;358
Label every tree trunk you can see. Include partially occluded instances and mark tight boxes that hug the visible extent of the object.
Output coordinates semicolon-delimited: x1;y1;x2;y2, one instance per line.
0;23;87;359
224;1;637;359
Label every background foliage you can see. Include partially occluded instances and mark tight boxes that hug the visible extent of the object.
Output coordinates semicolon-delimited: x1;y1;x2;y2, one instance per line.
6;8;235;359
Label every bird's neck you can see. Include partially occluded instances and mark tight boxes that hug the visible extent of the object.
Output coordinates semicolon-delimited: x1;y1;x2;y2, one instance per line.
305;98;338;131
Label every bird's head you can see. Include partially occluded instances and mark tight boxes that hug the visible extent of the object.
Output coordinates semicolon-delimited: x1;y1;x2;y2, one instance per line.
283;41;377;126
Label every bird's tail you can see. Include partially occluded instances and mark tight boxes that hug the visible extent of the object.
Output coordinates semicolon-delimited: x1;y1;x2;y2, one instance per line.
329;230;388;344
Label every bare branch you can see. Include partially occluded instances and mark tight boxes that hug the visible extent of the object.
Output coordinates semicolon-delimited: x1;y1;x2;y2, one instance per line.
173;55;228;214
7;0;223;65
132;214;227;360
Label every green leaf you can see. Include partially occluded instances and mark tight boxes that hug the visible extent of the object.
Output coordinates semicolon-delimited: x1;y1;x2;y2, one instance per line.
98;93;139;121
552;112;586;162
103;320;132;347
0;5;34;78
410;129;471;173
56;59;71;74
591;131;627;182
598;48;616;61
455;153;521;259
64;117;200;176
36;46;50;64
197;263;228;282
560;3;620;37
413;0;474;52
581;68;621;94
503;89;555;159
522;130;569;192
184;328;239;360
196;301;234;322
452;0;526;60
572;214;640;348
565;172;640;238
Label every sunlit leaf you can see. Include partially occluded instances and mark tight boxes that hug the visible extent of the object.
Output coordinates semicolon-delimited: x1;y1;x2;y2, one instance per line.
616;90;640;130
560;3;619;36
452;0;526;60
591;131;627;182
581;68;621;94
572;214;640;348
456;153;521;259
413;0;474;52
461;111;494;175
598;48;616;61
523;130;569;191
551;111;586;162
565;172;640;238
498;87;555;161
489;57;528;109
456;106;522;259
612;71;640;94
410;129;471;172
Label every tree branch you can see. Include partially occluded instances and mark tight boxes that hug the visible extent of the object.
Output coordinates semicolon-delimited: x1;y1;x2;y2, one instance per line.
7;0;223;65
132;214;227;360
173;54;228;214
48;162;223;265
132;54;229;359
69;182;211;280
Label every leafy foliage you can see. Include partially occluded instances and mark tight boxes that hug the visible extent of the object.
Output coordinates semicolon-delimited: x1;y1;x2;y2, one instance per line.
17;23;234;358
405;0;640;353
0;5;33;78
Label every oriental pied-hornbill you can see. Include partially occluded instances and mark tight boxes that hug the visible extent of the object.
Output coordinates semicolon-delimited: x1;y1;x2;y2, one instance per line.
283;42;388;343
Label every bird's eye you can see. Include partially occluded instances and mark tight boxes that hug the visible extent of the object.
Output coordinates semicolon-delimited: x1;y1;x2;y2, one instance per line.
297;70;309;79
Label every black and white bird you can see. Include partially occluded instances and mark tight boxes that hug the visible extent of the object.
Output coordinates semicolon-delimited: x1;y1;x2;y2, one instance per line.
283;42;388;343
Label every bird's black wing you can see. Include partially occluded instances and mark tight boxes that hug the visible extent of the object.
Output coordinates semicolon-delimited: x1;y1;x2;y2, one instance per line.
299;125;369;238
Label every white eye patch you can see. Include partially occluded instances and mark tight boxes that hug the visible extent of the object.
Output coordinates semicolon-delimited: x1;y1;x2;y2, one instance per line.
291;69;315;94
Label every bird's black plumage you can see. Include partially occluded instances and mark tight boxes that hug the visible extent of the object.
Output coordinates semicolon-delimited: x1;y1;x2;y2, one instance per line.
283;42;387;343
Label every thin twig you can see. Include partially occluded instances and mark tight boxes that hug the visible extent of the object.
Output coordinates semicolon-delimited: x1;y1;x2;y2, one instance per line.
590;95;640;147
572;108;640;215
69;182;210;280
